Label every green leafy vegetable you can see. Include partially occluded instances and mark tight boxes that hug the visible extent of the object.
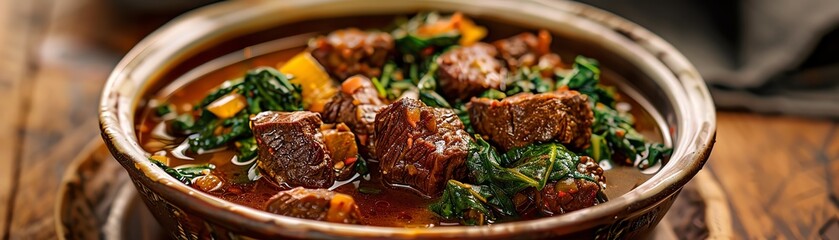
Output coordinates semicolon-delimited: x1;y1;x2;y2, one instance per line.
178;67;303;163
552;56;671;169
429;180;493;225
587;104;672;168
392;12;462;57
354;154;370;176
358;186;382;195
150;158;215;185
453;102;474;134
431;136;598;224
500;66;555;97
155;103;173;117
556;56;616;107
478;89;506;100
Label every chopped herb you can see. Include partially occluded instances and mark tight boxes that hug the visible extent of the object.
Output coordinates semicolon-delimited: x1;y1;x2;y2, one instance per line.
358;186;382;195
154;103;173;117
354;155;370;176
556;56;616;107
453;102;474;134
150;158;214;185
478;89;506;100
429;180;493;225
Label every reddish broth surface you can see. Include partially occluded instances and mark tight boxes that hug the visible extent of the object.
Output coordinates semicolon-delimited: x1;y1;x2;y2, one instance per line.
136;47;663;227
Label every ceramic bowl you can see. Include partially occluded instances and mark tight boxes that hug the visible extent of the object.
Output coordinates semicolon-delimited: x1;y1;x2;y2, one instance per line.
99;0;716;239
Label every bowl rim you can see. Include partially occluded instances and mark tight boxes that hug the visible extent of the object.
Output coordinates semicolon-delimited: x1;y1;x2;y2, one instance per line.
99;0;716;237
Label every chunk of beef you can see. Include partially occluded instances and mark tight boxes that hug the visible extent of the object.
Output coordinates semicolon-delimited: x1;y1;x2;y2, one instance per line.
309;28;394;80
322;75;387;157
436;43;506;101
265;187;361;224
252;111;333;188
468;91;593;152
374;98;472;197
514;156;605;216
492;30;559;68
321;123;359;180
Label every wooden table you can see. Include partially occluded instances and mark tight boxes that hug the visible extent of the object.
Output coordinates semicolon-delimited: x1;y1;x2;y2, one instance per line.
1;0;837;239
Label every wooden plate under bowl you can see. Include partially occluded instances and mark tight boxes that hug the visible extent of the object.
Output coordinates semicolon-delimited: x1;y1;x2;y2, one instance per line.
55;139;732;239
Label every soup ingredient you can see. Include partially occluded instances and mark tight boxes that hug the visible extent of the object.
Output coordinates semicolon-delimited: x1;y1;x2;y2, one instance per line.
177;67;302;162
428;180;492;225
431;137;604;225
321;123;359;180
374;98;472;196
149;157;215;185
392;12;461;58
309;28;395;80
322;75;388;157
205;92;247;119
588;103;672;169
193;174;224;192
436;43;506;101
493;30;553;70
154;103;174;117
556;56;672;169
251;111;335;188
556;56;616;107
455;14;487;46
486;31;565;99
279;52;338;112
468;90;594;152
265;187;362;224
516;177;601;217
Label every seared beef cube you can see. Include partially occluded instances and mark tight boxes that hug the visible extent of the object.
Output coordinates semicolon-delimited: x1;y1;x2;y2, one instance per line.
321;123;359;180
322;75;387;157
493;30;558;69
515;156;604;216
265;187;361;224
309;28;394;80
374;98;471;196
436;43;506;101
252;111;333;188
468;91;593;152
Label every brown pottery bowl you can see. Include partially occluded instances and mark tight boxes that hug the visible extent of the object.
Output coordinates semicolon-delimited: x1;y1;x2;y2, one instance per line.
99;0;716;239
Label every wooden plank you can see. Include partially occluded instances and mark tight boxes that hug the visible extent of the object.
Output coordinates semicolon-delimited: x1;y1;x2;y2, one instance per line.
709;112;839;239
5;0;118;238
0;0;37;238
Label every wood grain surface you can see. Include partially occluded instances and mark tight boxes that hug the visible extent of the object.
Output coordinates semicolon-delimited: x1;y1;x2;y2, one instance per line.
0;0;45;238
0;0;837;239
709;113;839;239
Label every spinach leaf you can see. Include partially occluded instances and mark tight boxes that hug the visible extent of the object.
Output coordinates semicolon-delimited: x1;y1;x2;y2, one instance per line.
179;67;303;163
150;158;215;185
155;103;173;117
556;56;616;108
478;89;506;100
586;102;672;169
433;136;598;224
392;12;462;57
453;102;474;134
501;66;555;97
554;56;671;170
354;154;370;176
428;180;493;225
